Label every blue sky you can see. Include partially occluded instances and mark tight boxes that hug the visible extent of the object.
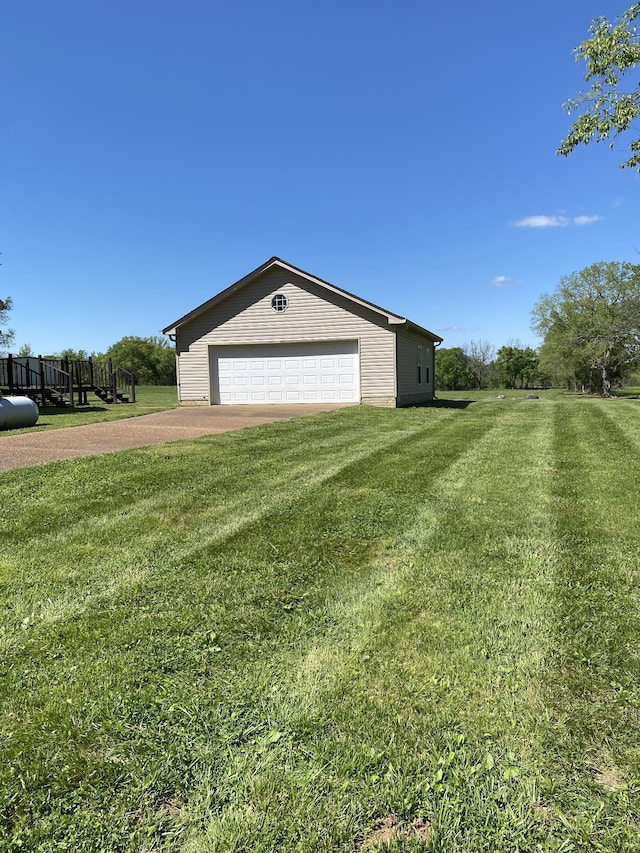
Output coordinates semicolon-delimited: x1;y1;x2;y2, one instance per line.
2;1;639;356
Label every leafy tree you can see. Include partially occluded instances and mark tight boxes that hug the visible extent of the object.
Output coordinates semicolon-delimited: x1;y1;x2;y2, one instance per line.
16;343;34;357
531;261;640;396
495;344;539;389
59;348;92;361
104;336;176;385
435;347;473;390
464;339;496;390
537;323;591;391
0;297;15;354
558;4;640;169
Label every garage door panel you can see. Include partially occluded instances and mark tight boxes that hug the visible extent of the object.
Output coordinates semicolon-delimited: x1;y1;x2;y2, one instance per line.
212;341;359;404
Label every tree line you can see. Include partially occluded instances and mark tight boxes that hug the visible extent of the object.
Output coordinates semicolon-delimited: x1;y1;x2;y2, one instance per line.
436;342;540;392
437;261;640;396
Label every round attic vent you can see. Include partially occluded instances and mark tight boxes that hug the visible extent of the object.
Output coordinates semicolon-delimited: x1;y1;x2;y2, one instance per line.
271;293;288;312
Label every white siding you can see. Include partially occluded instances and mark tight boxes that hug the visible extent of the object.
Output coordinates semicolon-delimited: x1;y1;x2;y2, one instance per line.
395;327;436;406
175;268;396;403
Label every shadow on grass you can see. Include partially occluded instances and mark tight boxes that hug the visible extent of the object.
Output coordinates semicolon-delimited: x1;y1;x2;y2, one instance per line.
36;405;110;416
612;391;640;400
412;398;475;410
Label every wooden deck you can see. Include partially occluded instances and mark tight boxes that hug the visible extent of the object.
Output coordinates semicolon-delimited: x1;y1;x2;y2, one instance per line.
0;355;136;407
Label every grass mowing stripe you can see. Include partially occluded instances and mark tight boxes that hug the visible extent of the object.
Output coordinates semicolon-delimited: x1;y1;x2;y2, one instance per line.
539;399;640;850
0;409;463;651
372;401;557;851
182;403;559;851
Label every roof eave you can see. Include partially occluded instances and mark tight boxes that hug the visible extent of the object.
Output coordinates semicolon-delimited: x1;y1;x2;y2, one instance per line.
392;317;443;343
162;257;283;335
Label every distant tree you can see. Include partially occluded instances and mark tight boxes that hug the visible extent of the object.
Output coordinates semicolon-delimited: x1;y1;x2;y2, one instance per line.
104;336;176;385
532;261;640;396
16;343;34;357
435;347;473;390
537;323;589;391
558;4;640;170
57;348;91;361
464;339;496;389
484;361;501;390
495;344;539;389
0;296;15;354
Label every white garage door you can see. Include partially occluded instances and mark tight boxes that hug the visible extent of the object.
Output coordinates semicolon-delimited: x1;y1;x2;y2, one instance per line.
212;341;359;404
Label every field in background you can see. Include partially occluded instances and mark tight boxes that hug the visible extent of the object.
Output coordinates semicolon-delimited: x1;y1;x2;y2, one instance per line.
1;395;639;851
0;386;178;435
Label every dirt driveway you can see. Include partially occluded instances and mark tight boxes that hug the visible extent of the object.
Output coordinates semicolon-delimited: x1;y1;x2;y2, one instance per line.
0;403;349;473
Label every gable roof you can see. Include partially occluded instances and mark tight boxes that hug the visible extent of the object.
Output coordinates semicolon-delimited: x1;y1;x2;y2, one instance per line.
162;256;443;341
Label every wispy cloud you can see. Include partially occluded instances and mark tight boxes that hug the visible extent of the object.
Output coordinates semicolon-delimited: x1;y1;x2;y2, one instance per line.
513;213;602;228
514;215;569;228
491;275;518;288
574;214;603;225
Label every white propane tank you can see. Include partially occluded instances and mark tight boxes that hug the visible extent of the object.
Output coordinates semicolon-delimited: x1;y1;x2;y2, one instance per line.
0;394;39;430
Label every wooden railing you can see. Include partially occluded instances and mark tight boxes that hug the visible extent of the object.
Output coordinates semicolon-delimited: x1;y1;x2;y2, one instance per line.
0;355;74;406
63;357;136;404
0;355;135;406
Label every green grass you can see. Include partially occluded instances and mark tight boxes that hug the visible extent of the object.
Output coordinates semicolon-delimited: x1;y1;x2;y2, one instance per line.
0;386;178;435
1;395;639;851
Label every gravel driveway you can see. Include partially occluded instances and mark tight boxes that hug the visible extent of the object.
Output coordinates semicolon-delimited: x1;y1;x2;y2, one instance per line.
0;403;349;472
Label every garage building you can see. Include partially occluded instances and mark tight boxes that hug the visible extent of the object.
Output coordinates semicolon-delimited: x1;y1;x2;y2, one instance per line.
162;257;442;407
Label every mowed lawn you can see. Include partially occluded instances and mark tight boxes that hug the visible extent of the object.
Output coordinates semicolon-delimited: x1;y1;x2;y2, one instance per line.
1;396;639;851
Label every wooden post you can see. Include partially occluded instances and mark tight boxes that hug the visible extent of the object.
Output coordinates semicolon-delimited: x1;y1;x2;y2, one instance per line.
108;358;116;403
67;365;74;407
38;355;45;407
61;356;69;403
7;353;14;395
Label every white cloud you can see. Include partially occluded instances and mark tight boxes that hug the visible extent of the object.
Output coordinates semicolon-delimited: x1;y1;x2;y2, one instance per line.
513;213;603;228
514;215;569;228
573;214;603;225
491;275;518;287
